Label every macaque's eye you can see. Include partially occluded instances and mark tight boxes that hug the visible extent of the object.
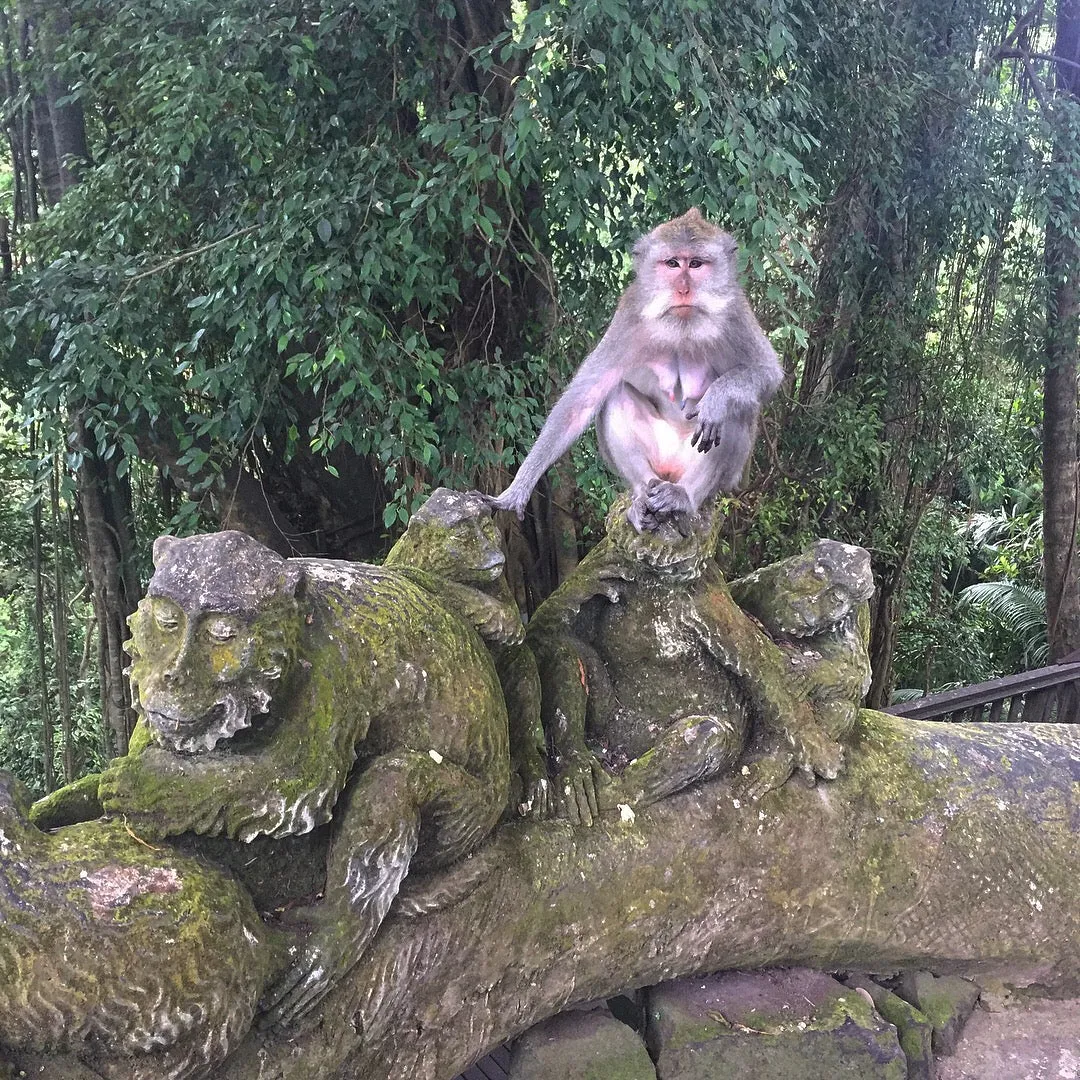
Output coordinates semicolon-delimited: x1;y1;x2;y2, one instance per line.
664;257;680;269
153;606;181;633
205;618;240;644
689;258;704;269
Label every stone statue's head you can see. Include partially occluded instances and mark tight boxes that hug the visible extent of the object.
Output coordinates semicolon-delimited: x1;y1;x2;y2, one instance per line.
125;531;303;753
385;488;507;586
607;494;723;581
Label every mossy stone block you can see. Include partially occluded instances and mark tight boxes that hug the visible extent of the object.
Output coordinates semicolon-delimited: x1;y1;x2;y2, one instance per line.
896;971;980;1056
508;1008;655;1080
647;969;907;1080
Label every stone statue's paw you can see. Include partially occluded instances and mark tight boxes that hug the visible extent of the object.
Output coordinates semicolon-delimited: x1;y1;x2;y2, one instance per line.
99;756;225;838
734;754;796;802
795;727;845;781
517;774;554;820
553;750;608;827
259;906;357;1029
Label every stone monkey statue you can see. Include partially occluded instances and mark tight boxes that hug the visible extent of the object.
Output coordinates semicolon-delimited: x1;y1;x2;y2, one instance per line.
97;492;518;1027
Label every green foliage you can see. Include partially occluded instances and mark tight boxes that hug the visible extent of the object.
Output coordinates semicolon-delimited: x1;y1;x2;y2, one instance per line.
3;0;821;532
0;0;1072;760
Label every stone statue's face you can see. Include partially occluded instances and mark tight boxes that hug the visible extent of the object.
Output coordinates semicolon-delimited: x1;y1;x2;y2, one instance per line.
126;595;288;753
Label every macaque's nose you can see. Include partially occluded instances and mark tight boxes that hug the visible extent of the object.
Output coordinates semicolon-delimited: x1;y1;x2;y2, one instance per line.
675;273;692;297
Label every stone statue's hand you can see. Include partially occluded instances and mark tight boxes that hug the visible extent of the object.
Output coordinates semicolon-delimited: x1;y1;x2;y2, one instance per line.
790;704;845;781
100;751;193;833
516;773;553;820
259;904;356;1029
511;743;553;820
98;751;216;839
553;749;608;827
733;754;796;802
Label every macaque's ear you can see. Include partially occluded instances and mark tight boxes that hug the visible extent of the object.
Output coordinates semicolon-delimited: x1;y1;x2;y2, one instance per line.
686;206;705;221
153;535;178;567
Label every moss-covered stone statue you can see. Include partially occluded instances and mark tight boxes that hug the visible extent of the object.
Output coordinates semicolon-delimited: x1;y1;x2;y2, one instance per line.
0;769;280;1079
93;490;521;1027
526;497;873;823
7;488;1079;1080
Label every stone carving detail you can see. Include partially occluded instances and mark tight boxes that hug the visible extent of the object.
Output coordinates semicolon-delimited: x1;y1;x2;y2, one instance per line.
526;497;873;822
99;489;516;1029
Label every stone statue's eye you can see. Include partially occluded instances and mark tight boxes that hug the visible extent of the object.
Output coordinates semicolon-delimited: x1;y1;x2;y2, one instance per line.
154;609;180;632
206;619;239;644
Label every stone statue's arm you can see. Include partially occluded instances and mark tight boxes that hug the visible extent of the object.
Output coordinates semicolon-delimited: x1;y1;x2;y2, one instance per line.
689;565;844;793
99;686;367;841
493;642;553;820
526;631;608;827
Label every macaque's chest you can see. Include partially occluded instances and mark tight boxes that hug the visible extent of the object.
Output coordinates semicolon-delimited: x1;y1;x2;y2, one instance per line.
625;352;716;411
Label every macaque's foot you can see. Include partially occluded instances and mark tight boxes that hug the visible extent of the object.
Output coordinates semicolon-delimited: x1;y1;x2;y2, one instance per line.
553;749;608;827
475;489;526;521
628;480;694;536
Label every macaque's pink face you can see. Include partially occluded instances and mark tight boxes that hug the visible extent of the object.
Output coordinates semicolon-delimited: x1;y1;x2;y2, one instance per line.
636;235;736;335
653;252;713;318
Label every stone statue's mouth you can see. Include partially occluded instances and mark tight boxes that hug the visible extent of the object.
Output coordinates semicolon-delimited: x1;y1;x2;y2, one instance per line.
146;708;207;733
145;695;256;753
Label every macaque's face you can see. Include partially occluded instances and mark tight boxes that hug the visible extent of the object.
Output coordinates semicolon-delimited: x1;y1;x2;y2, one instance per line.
633;211;738;336
126;596;285;753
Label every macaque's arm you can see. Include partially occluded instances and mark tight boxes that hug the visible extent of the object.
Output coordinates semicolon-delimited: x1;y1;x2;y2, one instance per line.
686;299;783;454
487;314;639;518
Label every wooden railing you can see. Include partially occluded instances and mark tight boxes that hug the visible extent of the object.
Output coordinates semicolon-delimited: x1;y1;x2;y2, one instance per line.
884;658;1080;724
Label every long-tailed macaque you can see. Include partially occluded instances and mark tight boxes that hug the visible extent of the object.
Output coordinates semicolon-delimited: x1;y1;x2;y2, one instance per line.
488;208;783;533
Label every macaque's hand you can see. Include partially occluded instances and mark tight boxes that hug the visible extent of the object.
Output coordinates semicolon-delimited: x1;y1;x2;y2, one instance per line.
477;488;528;521
259;903;358;1029
553;748;608;827
685;386;732;454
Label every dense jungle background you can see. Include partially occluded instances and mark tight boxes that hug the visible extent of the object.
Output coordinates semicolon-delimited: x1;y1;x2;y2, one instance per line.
0;0;1077;795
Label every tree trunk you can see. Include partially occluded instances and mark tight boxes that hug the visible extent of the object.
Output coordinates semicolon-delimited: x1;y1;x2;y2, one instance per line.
29;428;54;793
1043;0;1080;660
51;458;74;782
74;418;138;756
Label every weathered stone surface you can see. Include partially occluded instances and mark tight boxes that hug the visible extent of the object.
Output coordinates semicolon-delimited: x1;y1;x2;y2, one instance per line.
5;492;1080;1080
846;973;936;1080
646;968;906;1079
896;972;981;1056
0;771;281;1080
936;997;1080;1079
508;1008;655;1080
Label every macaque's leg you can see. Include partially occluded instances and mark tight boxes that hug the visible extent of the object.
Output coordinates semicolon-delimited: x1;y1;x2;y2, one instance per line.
596;714;743;811
680;417;756;508
596;393;665;495
261;750;499;1027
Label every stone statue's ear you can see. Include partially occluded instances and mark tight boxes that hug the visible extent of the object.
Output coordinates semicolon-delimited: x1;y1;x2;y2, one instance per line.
153;535;178;567
283;561;305;599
